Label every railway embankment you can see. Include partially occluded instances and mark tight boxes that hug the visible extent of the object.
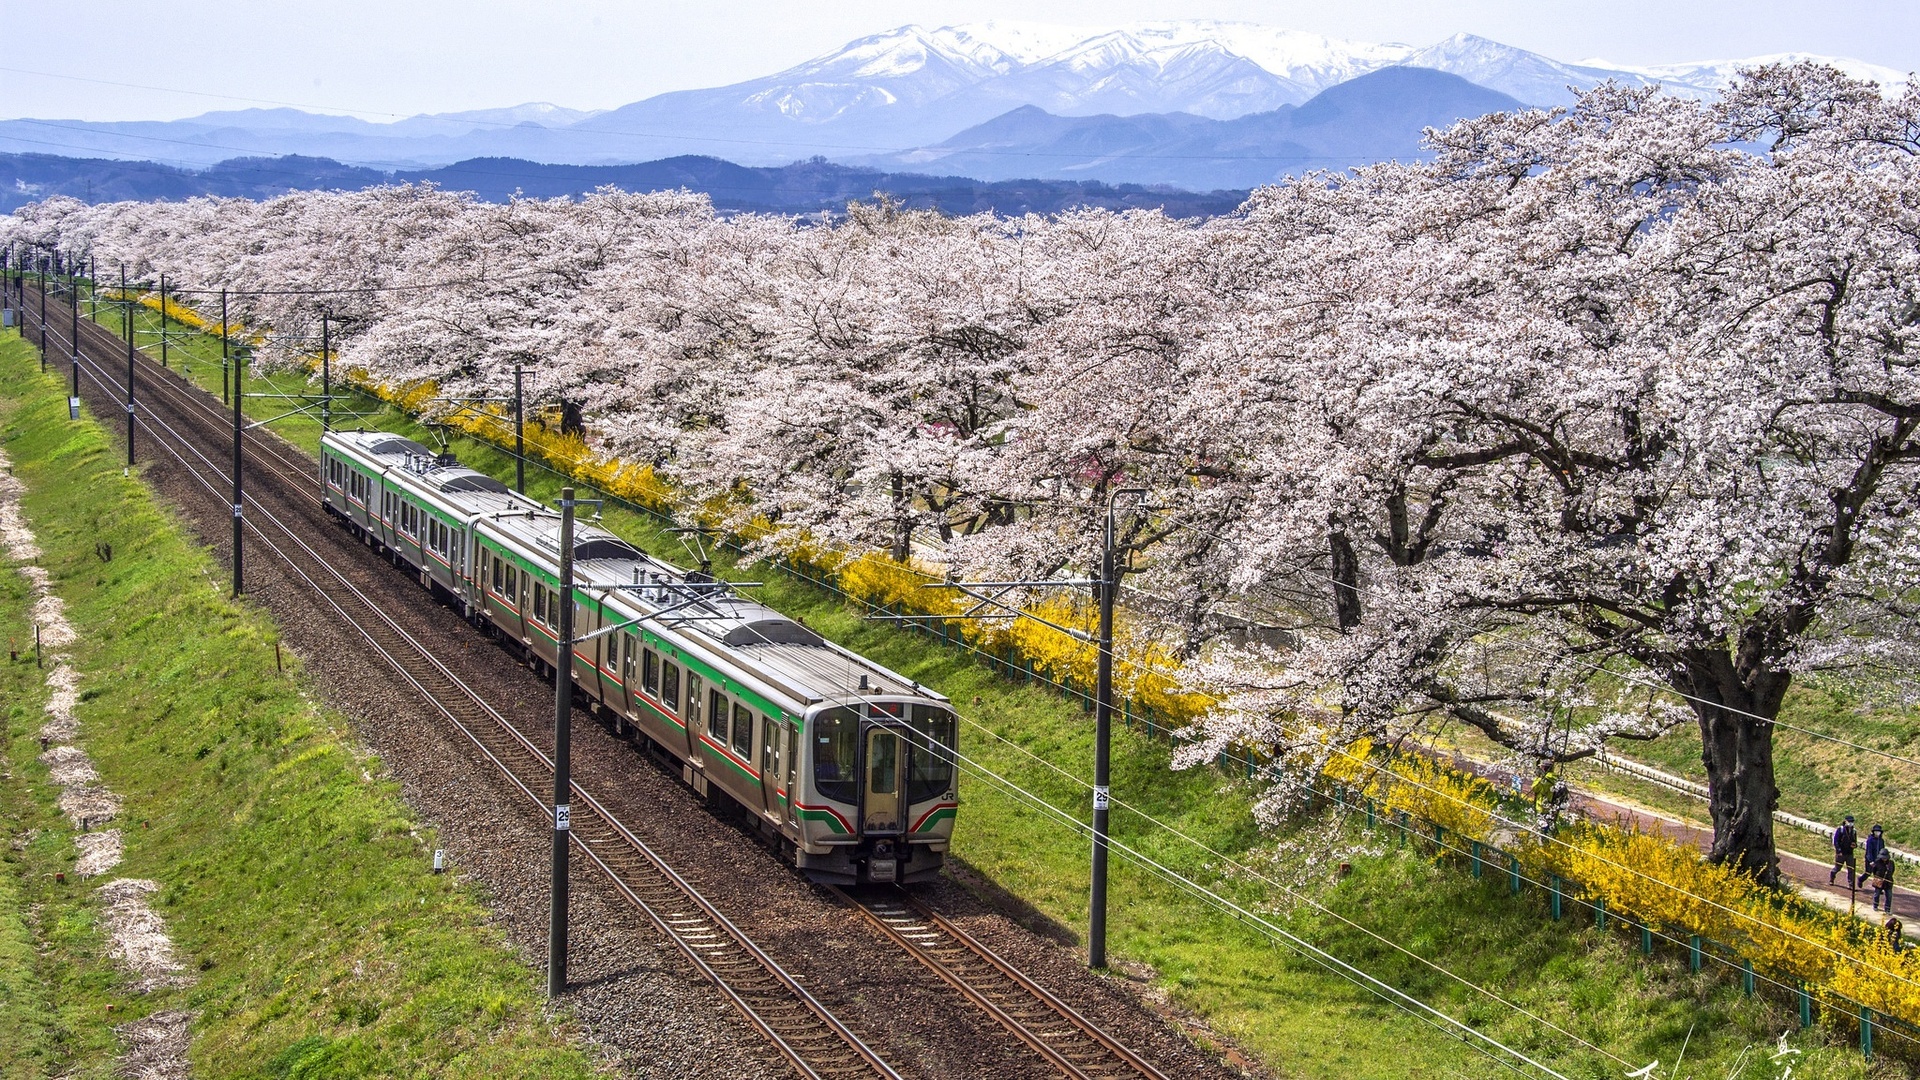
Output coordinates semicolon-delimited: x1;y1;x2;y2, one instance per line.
0;332;598;1077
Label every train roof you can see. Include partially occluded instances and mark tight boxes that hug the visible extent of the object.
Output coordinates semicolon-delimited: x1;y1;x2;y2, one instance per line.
325;429;535;516
326;429;946;711
479;501;943;710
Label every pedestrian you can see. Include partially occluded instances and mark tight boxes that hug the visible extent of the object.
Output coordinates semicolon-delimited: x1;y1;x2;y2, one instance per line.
1831;814;1859;888
1888;917;1905;953
1865;823;1888;868
1869;853;1896;913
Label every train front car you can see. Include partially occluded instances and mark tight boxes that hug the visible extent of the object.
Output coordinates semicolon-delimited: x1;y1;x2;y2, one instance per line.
797;694;957;885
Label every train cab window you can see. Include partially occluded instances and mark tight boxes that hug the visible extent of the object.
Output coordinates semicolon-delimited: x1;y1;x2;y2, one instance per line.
707;689;728;744
906;704;957;802
811;706;859;804
643;650;659;695
661;664;680;713
621;634;637;687
731;702;752;758
685;674;703;728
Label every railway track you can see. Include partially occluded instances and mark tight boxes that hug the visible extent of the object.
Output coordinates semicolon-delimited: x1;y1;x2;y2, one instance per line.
23;288;1182;1080
27;290;899;1080
837;888;1172;1080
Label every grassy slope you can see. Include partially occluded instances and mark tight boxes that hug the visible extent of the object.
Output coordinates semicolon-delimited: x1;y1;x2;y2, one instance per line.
0;329;597;1078
98;304;1909;1075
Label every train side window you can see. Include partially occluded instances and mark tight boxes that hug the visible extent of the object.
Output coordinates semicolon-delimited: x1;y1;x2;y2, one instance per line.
661;663;680;713
707;689;727;743
731;702;753;758
685;674;702;728
643;649;659;695
622;634;637;687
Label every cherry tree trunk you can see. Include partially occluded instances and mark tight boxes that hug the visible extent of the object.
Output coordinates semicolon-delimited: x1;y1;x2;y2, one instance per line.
1684;664;1786;887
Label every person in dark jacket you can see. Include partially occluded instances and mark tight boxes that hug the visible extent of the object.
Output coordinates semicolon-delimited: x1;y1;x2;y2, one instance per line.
1832;815;1859;888
1870;854;1896;913
1866;823;1888;867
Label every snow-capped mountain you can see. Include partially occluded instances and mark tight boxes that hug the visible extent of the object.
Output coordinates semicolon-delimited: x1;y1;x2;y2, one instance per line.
0;20;1907;182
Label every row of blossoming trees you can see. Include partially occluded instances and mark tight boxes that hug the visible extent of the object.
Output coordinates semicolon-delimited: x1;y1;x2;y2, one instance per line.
7;64;1920;884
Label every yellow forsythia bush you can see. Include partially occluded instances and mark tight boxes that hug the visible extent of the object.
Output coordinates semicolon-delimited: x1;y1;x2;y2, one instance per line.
1331;742;1920;1028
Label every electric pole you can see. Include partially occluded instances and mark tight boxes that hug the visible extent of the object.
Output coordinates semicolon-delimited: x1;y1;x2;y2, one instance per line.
514;365;527;494
549;486;576;996
1088;487;1144;970
321;311;331;433
122;264;134;467
227;289;242;597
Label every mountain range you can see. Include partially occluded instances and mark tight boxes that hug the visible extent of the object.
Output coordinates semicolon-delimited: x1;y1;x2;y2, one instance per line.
2;21;1908;193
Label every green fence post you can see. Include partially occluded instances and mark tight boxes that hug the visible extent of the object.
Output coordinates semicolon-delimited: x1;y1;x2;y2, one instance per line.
1434;824;1445;852
1123;699;1132;730
1595;897;1607;933
1798;984;1812;1029
1366;799;1376;830
1471;840;1483;878
1397;811;1408;848
1145;706;1155;738
1861;1005;1873;1059
1742;959;1754;996
1550;876;1562;920
1641;924;1653;954
1508;854;1521;896
1689;935;1702;973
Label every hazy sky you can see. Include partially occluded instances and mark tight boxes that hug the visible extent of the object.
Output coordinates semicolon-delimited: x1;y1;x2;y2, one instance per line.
6;0;1913;122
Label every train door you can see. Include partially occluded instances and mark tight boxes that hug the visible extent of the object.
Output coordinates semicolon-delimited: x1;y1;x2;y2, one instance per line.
862;725;904;837
783;722;800;828
759;714;784;818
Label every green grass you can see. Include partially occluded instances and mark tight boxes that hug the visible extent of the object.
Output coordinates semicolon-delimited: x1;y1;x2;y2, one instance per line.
78;301;1915;1076
0;328;598;1078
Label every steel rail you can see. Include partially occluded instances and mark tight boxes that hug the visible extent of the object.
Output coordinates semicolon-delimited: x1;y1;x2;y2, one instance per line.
37;296;902;1080
832;886;1172;1080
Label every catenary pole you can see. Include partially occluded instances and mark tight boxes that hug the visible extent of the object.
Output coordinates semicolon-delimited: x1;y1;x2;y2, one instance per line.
68;268;78;399
122;264;134;466
1089;487;1145;971
549;486;576;996
514;365;526;494
158;273;168;368
227;289;242;597
321;311;331;433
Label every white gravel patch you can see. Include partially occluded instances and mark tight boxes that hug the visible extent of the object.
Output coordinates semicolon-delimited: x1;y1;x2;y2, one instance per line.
40;743;99;786
74;829;125;877
4;448;193;1073
114;1008;195;1080
97;879;193;993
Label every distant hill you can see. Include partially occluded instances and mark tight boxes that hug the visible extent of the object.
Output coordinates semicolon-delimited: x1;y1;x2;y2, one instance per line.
0;151;1250;218
878;67;1528;188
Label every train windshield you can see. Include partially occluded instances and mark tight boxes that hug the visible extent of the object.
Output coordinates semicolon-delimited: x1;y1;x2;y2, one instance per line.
905;704;956;803
812;706;860;804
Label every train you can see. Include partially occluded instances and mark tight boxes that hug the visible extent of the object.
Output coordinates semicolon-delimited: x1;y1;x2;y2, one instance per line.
319;429;957;885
